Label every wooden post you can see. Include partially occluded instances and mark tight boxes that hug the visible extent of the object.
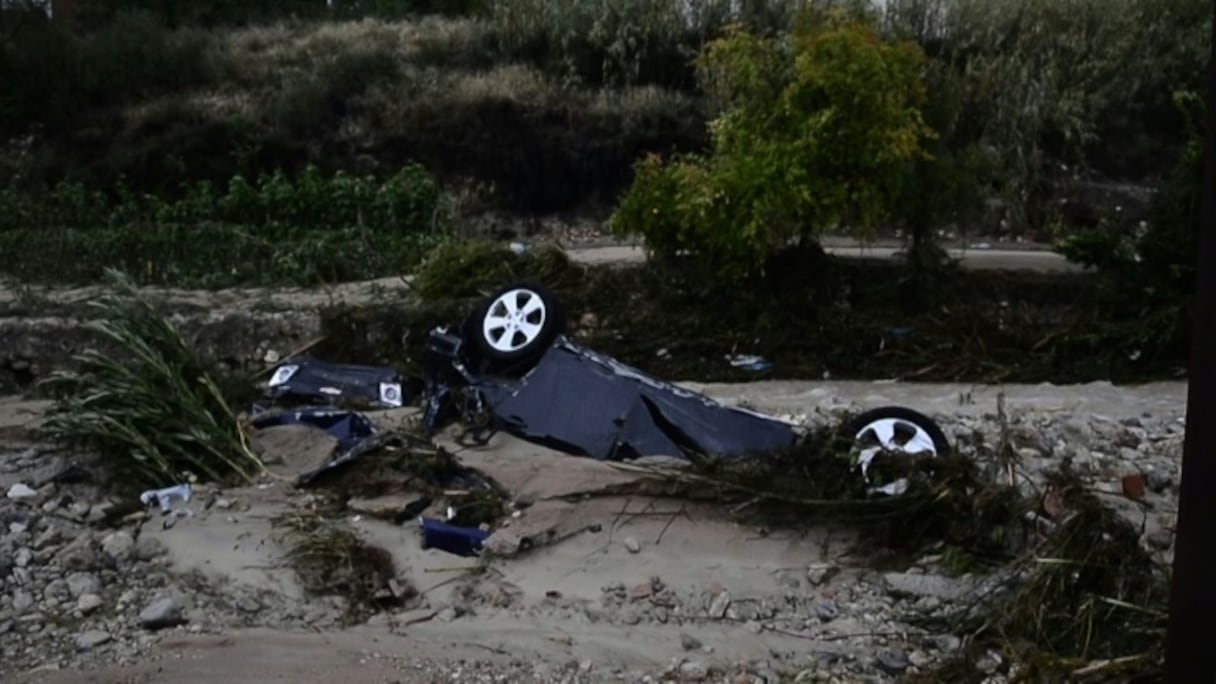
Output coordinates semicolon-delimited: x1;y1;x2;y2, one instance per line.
1164;3;1216;679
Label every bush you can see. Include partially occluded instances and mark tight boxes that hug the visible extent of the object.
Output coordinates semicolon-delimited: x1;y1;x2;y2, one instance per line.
1058;90;1205;303
1;163;444;235
39;269;265;489
610;10;933;279
411;239;574;299
0;10;218;136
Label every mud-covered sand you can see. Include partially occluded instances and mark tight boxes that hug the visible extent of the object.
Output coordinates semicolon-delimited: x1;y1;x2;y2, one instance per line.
0;377;1187;683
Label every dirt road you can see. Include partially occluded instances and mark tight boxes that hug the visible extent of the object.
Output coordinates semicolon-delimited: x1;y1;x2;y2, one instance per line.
568;241;1082;272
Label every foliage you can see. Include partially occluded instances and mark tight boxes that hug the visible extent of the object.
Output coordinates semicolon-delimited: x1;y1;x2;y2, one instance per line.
0;164;443;235
0;9;217;136
274;511;407;625
892;0;1211;231
38;269;265;489
1058;90;1205;303
912;471;1170;682
0;164;448;287
0;224;446;288
610;11;933;279
411;239;576;300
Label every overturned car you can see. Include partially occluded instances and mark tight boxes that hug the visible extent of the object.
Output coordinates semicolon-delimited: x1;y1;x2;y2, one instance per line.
265;281;950;493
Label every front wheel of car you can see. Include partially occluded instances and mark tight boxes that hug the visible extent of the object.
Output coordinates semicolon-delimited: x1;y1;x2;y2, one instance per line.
465;281;566;372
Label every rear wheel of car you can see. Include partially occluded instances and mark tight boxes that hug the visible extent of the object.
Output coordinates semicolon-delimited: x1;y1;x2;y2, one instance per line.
847;406;951;495
465;281;565;371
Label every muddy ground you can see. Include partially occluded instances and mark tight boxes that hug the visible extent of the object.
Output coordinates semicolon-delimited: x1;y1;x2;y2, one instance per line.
0;372;1186;683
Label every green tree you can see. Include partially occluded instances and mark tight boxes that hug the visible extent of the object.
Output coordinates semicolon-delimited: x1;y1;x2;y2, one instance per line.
609;10;934;279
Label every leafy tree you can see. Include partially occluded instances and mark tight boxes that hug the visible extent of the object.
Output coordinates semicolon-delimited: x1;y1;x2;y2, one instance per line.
609;10;934;279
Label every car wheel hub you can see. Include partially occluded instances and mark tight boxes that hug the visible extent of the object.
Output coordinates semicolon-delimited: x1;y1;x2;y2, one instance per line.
482;288;548;353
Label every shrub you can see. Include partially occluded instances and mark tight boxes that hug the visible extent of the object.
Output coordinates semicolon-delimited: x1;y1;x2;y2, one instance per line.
39;269;265;489
411;239;574;299
610;10;933;279
1058;90;1205;303
2;163;444;235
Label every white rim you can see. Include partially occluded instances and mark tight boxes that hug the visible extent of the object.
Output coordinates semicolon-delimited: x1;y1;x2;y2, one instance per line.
854;417;939;496
482;288;548;353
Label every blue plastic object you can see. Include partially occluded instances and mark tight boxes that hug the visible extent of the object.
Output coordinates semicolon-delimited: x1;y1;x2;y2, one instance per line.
419;517;491;557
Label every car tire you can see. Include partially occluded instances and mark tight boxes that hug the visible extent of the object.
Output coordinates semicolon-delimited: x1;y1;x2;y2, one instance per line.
465;281;566;372
847;406;951;456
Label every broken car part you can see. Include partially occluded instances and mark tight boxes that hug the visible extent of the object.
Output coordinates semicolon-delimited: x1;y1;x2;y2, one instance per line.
849;406;951;496
265;357;417;408
249;406;382;485
419;517;491;557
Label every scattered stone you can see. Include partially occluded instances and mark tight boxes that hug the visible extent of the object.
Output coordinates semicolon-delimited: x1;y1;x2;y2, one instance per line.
100;530;135;561
77;593;104;615
7;483;37;500
74;630;111;651
813;600;839;622
882;573;968;601
396;608;437;626
347;493;422;519
708;590;732;619
15;547;31;568
875;648;910;675
806;563;838;587
139;597;186;630
1146;468;1173;493
66;572;102;598
12;590;34;613
679;660;709;680
133;535;168;561
1147;529;1174;550
436;606;459;623
623;537;641;554
681;634;703;652
629;583;653;602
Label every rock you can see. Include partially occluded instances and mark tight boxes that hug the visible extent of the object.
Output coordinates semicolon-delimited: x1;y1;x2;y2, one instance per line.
100;531;135;561
708;590;731;619
1146;469;1173;493
875;648;910;675
679;660;709;680
347;493;423;519
883;573;969;601
813;600;839;622
14;547;31;568
139;597;186;630
77;593;104;615
11;590;34;613
806;563;838;587
396;608;437;626
133;535;168;561
55;533;99;571
75;629;111;651
681;633;703;651
1147;530;1173;550
436;606;458;623
6;483;37;501
629;582;653;602
42;579;71;604
66;572;102;598
976;650;1003;674
930;634;962;652
623;537;641;554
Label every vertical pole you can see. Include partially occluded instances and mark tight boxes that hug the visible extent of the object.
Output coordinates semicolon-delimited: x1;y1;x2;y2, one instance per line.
1164;3;1216;680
